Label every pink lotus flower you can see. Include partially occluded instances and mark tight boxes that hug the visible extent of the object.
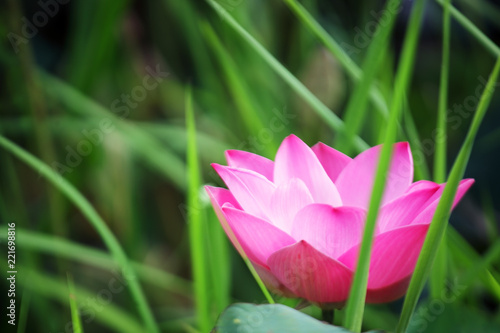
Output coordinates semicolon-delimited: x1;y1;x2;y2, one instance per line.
205;134;473;307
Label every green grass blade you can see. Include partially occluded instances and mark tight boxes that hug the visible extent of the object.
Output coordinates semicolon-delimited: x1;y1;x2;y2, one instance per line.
205;0;369;152
435;0;500;57
186;85;211;332
38;71;188;191
206;212;231;314
429;0;451;299
456;239;500;300
335;0;401;154
402;104;432;181
344;1;428;331
22;270;144;333
396;56;500;333
201;21;275;156
433;0;451;184
66;0;130;92
0;227;192;295
0;135;159;333
282;0;390;118
457;0;500;27
283;0;431;181
448;228;500;301
67;273;84;333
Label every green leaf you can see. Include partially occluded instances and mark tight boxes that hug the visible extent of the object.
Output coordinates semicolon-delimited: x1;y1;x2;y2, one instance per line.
213;303;381;333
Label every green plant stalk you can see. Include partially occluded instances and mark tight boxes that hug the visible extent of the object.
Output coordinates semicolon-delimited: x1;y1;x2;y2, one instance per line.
344;1;428;331
435;0;500;57
205;0;369;152
335;0;401;155
396;56;500;333
0;227;192;295
21;269;144;333
0;135;159;333
67;273;84;333
429;0;451;299
186;85;212;332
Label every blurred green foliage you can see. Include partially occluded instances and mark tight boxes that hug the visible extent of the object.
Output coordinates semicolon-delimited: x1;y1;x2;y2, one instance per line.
0;0;499;332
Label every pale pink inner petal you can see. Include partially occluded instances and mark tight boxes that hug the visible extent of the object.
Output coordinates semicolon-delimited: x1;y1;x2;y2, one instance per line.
268;178;314;233
335;142;414;210
268;240;354;304
377;186;440;233
338;224;428;290
410;179;474;226
212;164;275;220
273;134;342;206
290;204;366;259
222;206;296;268
225;150;274;181
311;142;352;183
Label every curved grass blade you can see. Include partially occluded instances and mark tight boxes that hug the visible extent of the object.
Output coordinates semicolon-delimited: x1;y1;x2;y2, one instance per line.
21;270;144;333
0;135;159;333
435;0;500;57
282;0;389;117
282;0;431;180
205;0;369;152
0;227;192;295
447;228;500;301
455;239;500;301
344;0;428;331
201;21;275;156
396;56;500;333
39;71;187;191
